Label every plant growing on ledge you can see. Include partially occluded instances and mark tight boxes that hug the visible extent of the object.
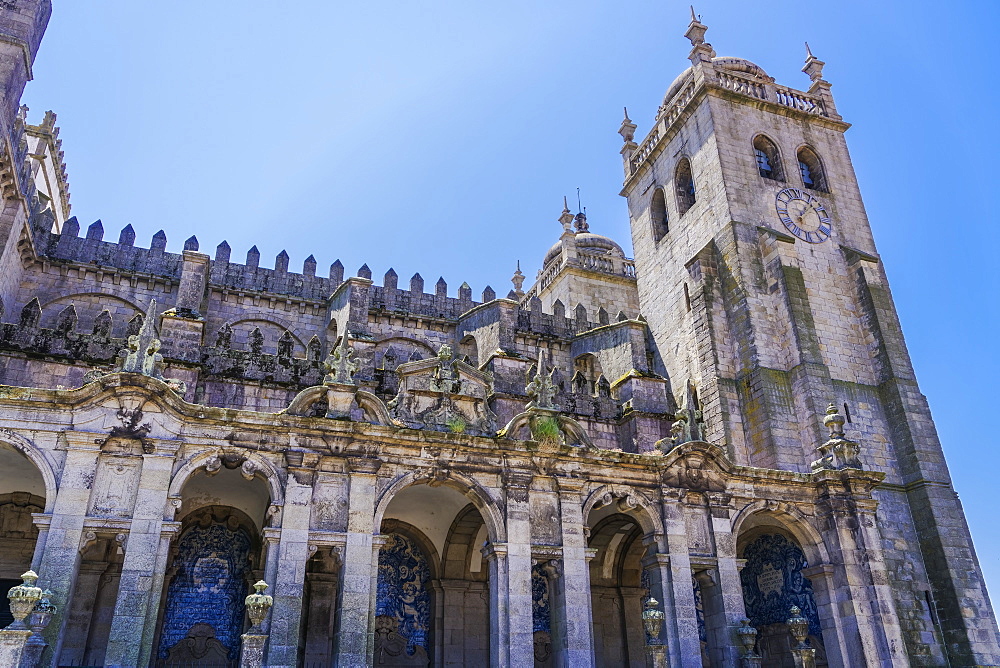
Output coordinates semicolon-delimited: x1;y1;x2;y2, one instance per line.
530;416;562;445
446;415;467;434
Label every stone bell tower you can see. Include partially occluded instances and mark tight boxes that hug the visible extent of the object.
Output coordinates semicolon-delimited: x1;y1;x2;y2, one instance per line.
619;11;1000;666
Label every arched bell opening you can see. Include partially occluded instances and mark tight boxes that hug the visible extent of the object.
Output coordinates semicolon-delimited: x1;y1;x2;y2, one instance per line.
378;482;491;667
737;521;829;668
0;441;47;627
587;510;649;668
153;464;272;667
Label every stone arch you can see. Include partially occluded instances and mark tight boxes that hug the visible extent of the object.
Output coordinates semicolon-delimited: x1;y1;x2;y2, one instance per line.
650;186;669;242
796;144;829;192
733;501;833;666
0;429;57;513
441;503;488;580
674;156;696;215
457;334;479;368
221;318;306;355
374;471;505;544
374;336;437;367
752;133;785;181
731;500;830;567
167;448;285;518
39;292;143;334
582;484;661;540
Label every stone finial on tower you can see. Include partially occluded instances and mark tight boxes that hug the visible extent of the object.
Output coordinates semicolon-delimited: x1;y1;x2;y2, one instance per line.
410;272;424;293
151;230;167;252
684;6;715;65
184;235;199;252
618;107;637;143
511;261;525;299
559;197;575;233
802;42;825;82
684;6;708;46
303;254;316;277
383;267;398;290
435;276;448;298
811;403;863;471
357;263;372;280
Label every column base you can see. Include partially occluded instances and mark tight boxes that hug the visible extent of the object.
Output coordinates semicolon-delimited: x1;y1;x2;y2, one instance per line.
741;655;763;668
0;629;33;667
791;647;817;668
240;633;268;668
19;634;46;668
645;643;668;668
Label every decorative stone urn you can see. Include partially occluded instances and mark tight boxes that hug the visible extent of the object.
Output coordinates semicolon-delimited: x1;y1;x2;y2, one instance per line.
5;571;42;631
642;597;665;645
787;606;810;649
736;618;759;657
244;580;273;634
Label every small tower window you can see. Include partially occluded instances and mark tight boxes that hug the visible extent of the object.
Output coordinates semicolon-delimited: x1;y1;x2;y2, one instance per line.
797;146;828;192
752;135;784;181
651;188;669;241
675;158;696;215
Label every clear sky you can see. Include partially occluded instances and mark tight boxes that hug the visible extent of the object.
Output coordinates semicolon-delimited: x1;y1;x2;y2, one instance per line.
23;1;999;612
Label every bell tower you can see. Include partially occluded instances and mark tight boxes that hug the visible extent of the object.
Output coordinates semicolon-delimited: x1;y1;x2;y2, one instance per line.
620;11;1000;665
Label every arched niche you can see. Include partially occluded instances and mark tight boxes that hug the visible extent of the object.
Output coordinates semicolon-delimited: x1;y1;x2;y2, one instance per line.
378;483;493;667
737;516;830;667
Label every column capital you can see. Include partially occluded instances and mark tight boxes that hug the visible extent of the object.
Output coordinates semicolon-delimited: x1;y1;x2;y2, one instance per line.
481;541;509;561
555;476;586;495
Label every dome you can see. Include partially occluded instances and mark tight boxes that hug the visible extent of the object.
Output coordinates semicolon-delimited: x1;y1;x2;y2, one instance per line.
661;57;771;108
543;232;626;267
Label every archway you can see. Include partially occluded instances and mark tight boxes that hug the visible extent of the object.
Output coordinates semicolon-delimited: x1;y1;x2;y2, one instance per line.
378;482;492;666
0;442;47;627
737;523;828;667
586;510;648;668
153;463;272;667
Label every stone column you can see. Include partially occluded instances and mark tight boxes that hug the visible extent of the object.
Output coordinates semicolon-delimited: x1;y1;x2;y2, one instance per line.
104;438;179;668
52;560;106;664
815;471;906;667
28;514;49;572
332;456;381;668
503;471;535;668
656;488;702;668
705;491;748;666
264;453;319;668
555;477;595;667
36;432;102;664
139;522;180;667
483;542;510;668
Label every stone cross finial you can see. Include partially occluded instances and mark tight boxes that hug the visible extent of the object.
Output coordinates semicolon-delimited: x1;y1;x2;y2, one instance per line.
324;335;359;385
525;351;558;410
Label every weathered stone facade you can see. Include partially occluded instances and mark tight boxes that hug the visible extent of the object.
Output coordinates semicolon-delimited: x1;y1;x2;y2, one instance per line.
0;4;995;667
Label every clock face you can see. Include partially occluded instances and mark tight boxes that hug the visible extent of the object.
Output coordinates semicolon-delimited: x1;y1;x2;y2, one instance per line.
775;188;832;243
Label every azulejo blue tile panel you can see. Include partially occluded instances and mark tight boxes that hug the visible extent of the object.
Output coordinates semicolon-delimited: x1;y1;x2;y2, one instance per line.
377;532;431;654
157;522;253;659
740;533;823;639
531;564;551;633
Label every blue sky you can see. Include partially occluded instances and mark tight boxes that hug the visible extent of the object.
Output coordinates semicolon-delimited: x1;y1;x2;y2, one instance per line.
23;1;999;611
